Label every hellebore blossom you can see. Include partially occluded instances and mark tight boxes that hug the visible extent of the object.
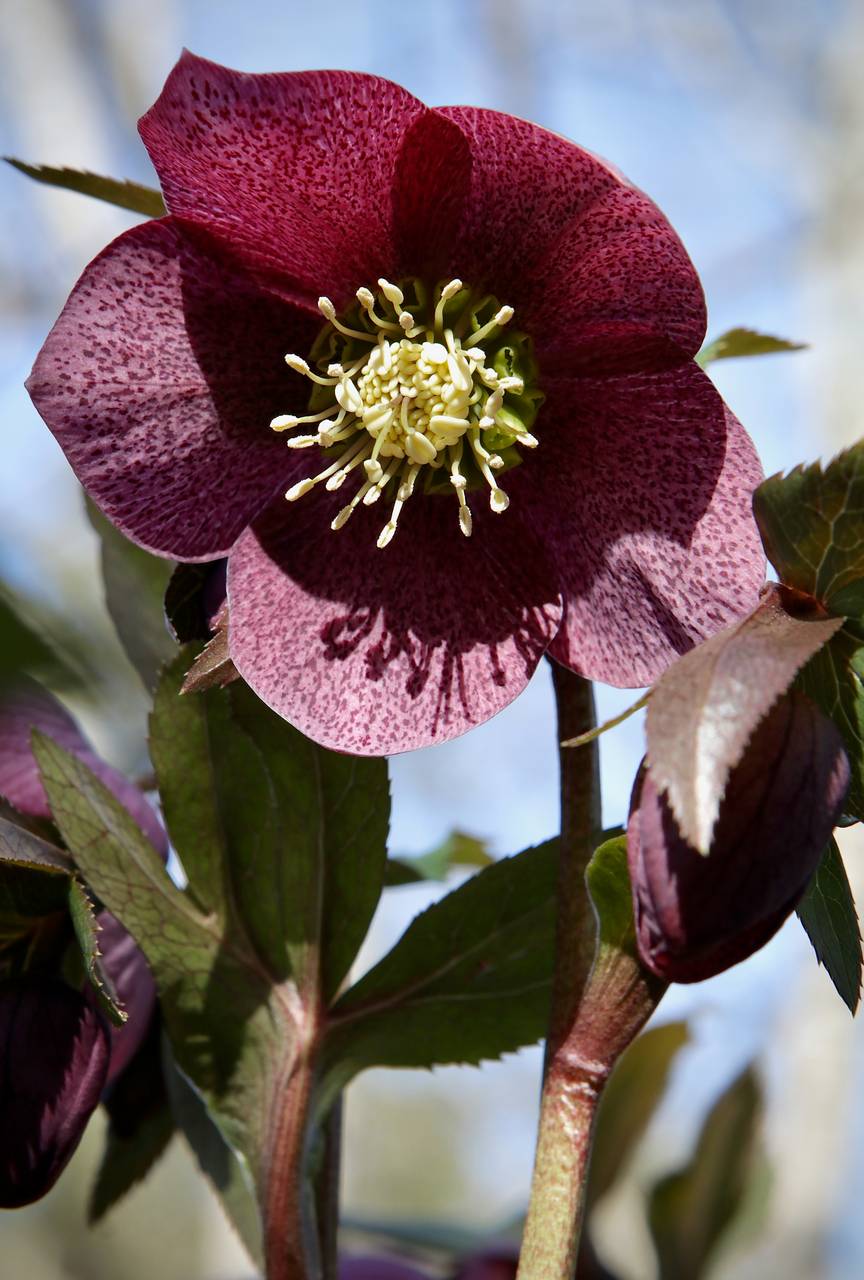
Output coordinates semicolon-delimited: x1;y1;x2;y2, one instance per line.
628;692;850;982
0;678;164;1204
28;53;765;753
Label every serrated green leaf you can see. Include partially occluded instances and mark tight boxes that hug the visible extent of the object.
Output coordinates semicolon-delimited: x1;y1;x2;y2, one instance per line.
798;629;864;820
86;498;175;691
797;837;862;1014
648;1067;763;1280
6;158;166;217
753;444;864;615
67;876;125;1026
588;1021;689;1206
696;328;806;367
321;841;558;1098
32;731;290;1202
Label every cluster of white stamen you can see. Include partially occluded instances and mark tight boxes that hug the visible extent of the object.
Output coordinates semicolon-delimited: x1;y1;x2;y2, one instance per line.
272;279;536;548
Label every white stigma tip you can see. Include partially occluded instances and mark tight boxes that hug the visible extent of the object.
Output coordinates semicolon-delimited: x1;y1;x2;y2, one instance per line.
459;506;473;537
356;286;375;307
284;354;310;374
377;524;396;549
490;488;510;513
405;431;437;465
286;478;315;501
335;380;364;415
363;486;383;505
520;432;539;448
318;297;336;319
441;279;463;300
489;454;504;470
465;347;485;360
423;342;449;365
363;458;384;483
326;363;344;377
331;506;353;531
284;435;319;449
398;311;414;332
270;415;298;431
495;306;514;325
325;471;348;491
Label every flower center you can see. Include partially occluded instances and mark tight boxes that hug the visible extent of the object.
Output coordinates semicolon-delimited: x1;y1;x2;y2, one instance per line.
271;278;543;547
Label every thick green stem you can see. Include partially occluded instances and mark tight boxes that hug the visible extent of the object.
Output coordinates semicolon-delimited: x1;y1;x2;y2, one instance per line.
517;663;601;1279
315;1099;343;1280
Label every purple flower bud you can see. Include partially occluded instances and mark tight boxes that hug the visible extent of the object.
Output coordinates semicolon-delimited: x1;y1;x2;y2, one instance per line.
629;692;850;982
0;977;110;1207
339;1259;430;1280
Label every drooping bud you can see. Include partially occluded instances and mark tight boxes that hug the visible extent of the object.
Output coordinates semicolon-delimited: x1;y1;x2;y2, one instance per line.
96;911;157;1085
0;977;110;1207
629;692;850;982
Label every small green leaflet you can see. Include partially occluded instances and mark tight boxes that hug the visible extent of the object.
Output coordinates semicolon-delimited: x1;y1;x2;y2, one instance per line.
797;837;862;1014
754;444;864;612
6;159;166;218
696;328;806;367
386;829;493;884
67;876;126;1026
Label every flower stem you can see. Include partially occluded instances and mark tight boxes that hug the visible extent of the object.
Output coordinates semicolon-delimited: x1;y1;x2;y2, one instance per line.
517;664;601;1279
314;1099;343;1280
263;1047;320;1280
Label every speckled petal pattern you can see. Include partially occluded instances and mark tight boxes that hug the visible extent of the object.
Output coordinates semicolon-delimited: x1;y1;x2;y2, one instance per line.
140;52;427;303
227;490;563;755
27;218;317;560
524;183;706;374
516;364;765;687
436;106;624;302
391;108;473;285
0;677;166;855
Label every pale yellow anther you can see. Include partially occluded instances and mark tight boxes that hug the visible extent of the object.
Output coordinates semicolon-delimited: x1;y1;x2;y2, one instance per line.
274;278;534;546
405;430;437;465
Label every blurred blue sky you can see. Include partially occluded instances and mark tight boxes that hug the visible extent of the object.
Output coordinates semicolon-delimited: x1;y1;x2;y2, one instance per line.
2;2;864;1276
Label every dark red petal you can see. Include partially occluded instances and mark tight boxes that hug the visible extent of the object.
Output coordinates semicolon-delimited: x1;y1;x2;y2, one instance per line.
139;52;426;302
391;108;473;283
227;489;562;755
97;912;157;1085
524;183;706;374
518;364;765;687
27;217;316;560
0;677;166;855
0;978;110;1207
628;693;851;983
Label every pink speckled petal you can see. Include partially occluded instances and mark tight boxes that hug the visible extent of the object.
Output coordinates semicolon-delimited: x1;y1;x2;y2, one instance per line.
140;52;427;302
516;364;765;687
227;490;563;754
27;218;318;560
0;677;166;856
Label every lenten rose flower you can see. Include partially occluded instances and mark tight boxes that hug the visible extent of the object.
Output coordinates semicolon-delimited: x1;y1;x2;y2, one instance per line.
27;52;765;754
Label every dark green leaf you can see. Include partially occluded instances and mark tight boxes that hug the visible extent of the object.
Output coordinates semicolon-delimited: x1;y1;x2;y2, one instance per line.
67;876;125;1026
322;841;558;1097
648;1067;763;1280
163;1049;263;1267
798;629;864;820
5;158;166;217
32;731;289;1189
0;590;85;693
586;836;637;956
797;837;862;1014
86;498;175;691
228;682;389;1002
0;805;70;919
697;328;806;367
754;444;864;615
588;1021;689;1206
90;1018;174;1223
